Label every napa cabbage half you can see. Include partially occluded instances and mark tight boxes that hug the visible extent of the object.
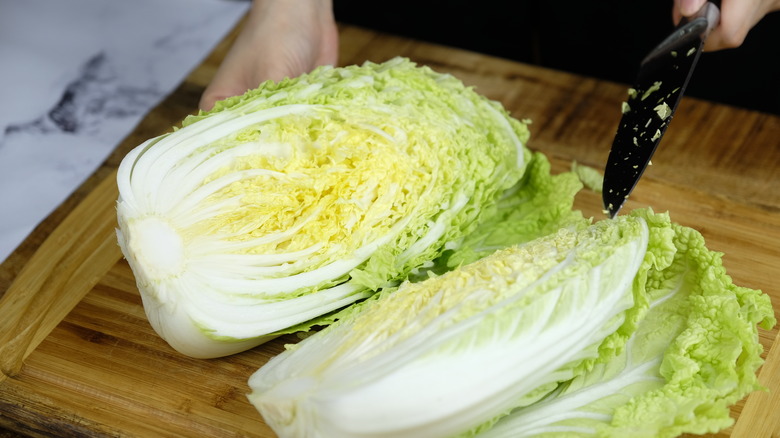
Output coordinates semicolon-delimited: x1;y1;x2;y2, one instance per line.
115;57;582;358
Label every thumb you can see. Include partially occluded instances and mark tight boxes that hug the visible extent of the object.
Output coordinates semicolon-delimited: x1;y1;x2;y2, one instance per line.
677;0;708;16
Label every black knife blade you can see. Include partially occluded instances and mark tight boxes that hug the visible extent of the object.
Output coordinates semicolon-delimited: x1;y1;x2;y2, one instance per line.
602;2;720;218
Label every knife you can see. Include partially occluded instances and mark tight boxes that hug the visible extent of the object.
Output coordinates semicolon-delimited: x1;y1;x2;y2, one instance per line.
602;1;721;218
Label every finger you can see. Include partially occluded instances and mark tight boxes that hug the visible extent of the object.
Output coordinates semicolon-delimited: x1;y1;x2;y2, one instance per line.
672;0;707;25
680;0;708;16
703;0;759;50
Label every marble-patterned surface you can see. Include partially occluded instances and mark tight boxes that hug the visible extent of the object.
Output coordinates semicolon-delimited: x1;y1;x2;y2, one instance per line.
0;0;249;263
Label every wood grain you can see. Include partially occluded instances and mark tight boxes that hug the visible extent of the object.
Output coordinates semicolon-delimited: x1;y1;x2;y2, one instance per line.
1;20;778;437
732;329;780;437
0;172;121;378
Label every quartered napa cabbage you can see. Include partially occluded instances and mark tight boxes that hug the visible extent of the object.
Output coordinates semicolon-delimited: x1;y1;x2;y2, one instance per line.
247;209;775;438
115;57;582;358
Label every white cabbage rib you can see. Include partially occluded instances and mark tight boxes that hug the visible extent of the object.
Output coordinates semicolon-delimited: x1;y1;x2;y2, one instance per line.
116;58;531;358
247;217;650;438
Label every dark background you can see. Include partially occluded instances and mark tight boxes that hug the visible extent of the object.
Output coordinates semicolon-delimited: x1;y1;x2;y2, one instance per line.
334;1;780;115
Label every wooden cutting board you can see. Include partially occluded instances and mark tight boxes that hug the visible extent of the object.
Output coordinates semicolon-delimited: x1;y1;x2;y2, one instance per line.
1;21;779;437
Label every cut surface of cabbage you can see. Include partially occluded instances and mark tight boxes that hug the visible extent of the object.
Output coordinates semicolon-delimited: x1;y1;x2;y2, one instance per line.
116;57;537;357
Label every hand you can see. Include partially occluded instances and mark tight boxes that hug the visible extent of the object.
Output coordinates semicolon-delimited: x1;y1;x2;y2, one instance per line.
199;0;339;111
673;0;780;50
